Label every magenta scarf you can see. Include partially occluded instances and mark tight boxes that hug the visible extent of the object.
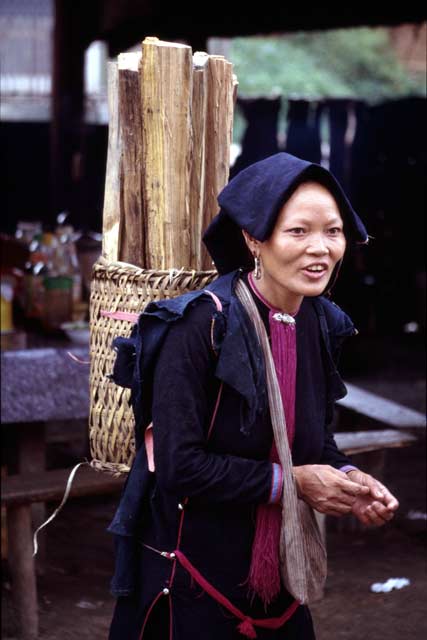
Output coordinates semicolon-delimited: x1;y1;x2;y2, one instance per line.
247;272;298;606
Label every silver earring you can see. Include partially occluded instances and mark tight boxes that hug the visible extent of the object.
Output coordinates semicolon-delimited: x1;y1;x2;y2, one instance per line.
254;255;261;280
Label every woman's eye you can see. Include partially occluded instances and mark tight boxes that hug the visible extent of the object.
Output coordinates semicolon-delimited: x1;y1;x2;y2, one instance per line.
327;227;343;235
288;228;306;235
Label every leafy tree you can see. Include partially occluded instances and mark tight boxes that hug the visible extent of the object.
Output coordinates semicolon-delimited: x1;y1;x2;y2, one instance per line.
229;28;425;101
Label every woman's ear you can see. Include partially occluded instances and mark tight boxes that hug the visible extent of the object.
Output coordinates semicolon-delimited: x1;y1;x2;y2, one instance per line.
242;230;258;255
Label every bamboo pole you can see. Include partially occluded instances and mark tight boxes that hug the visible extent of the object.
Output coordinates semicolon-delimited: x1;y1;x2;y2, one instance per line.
117;52;145;267
141;37;193;270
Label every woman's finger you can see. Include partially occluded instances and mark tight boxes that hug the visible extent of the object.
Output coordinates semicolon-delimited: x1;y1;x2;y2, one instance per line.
352;508;371;526
326;499;354;515
377;485;399;511
365;504;388;527
366;478;399;510
336;491;357;506
369;500;395;522
340;478;370;497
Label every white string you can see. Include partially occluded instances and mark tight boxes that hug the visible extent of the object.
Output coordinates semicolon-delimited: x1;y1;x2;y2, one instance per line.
32;461;89;557
66;351;90;364
168;267;185;285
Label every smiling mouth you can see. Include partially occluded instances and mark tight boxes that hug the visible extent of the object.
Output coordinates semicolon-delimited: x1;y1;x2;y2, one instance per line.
302;264;329;278
304;263;328;273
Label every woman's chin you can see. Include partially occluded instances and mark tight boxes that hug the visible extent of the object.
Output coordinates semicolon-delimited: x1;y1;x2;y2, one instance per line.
296;278;331;298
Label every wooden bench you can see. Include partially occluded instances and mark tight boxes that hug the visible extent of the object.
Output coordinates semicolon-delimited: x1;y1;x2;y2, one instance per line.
335;428;417;455
1;465;125;640
337;383;426;430
314;428;418;541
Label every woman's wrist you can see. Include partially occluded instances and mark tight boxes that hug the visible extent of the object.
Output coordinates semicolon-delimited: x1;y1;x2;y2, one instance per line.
292;466;304;498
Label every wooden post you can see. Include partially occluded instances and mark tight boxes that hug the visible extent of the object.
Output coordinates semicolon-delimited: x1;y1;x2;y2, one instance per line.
201;55;235;270
141;37;193;270
189;52;209;270
118;52;145;267
102;61;122;262
18;423;46;577
7;505;38;640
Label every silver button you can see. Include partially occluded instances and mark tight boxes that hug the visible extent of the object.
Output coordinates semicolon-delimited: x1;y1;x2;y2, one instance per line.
163;588;170;595
169;552;176;559
178;503;184;511
272;312;295;325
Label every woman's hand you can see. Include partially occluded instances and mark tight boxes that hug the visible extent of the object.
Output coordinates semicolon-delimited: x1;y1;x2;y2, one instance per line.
346;469;399;527
293;464;370;516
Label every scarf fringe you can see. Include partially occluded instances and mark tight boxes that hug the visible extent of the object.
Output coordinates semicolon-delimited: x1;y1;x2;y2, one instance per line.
248;503;282;606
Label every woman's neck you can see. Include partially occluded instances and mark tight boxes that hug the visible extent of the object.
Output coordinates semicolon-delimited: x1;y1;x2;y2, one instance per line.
248;271;302;315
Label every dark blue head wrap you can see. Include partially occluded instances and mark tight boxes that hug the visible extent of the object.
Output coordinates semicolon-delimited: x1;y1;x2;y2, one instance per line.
203;152;368;274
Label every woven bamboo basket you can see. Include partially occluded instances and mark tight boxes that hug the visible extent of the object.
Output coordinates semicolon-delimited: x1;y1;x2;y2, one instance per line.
89;256;217;475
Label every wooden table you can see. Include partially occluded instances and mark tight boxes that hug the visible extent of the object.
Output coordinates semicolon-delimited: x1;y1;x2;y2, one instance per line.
1;338;91;581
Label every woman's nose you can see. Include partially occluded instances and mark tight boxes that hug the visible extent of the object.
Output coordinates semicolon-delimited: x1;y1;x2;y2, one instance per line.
306;234;329;254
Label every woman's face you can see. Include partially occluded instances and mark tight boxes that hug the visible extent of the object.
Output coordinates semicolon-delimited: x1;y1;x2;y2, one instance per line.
244;181;346;312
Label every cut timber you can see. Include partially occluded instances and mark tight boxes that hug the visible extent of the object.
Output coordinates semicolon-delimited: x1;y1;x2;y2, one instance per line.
102;61;122;262
189;51;209;270
141;37;193;270
201;55;235;270
118;52;145;267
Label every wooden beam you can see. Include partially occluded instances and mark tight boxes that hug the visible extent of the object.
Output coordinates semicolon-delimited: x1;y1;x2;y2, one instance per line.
50;0;87;223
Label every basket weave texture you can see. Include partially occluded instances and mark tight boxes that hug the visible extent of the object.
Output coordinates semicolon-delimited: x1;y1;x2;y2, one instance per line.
89;257;217;475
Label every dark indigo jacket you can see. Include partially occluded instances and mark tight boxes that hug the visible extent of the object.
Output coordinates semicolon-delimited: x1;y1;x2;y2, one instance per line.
107;269;355;598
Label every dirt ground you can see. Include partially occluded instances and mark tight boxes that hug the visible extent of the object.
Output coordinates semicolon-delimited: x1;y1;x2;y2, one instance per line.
2;345;426;640
2;439;425;640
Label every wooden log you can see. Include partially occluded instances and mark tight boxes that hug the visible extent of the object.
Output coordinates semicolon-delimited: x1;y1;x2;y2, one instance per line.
201;55;235;270
189;52;209;270
7;505;38;640
102;61;122;262
141;37;193;270
117;52;145;267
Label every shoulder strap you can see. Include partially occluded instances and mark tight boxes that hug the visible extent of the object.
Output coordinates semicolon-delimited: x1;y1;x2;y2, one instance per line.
203;289;223;312
235;279;324;604
102;290;222;324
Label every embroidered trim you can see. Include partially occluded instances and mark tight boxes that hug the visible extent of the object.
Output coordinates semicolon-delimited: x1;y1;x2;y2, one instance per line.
268;463;283;504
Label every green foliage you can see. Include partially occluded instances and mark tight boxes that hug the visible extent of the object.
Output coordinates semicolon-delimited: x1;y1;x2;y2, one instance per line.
229;28;426;103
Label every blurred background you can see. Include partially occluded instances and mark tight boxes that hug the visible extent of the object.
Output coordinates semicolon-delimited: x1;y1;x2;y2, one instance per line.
1;2;426;639
1;1;425;365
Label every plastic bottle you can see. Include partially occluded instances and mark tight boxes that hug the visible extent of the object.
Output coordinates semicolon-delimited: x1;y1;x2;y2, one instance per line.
41;232;73;329
23;233;48;321
55;225;83;306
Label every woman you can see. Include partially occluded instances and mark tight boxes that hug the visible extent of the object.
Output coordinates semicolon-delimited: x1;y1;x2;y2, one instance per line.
108;152;399;639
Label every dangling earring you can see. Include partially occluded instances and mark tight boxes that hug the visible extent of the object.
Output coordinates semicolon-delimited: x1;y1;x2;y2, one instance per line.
254;255;261;280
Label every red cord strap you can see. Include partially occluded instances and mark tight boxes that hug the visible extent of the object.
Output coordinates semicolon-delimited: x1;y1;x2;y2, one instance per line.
173;550;299;639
